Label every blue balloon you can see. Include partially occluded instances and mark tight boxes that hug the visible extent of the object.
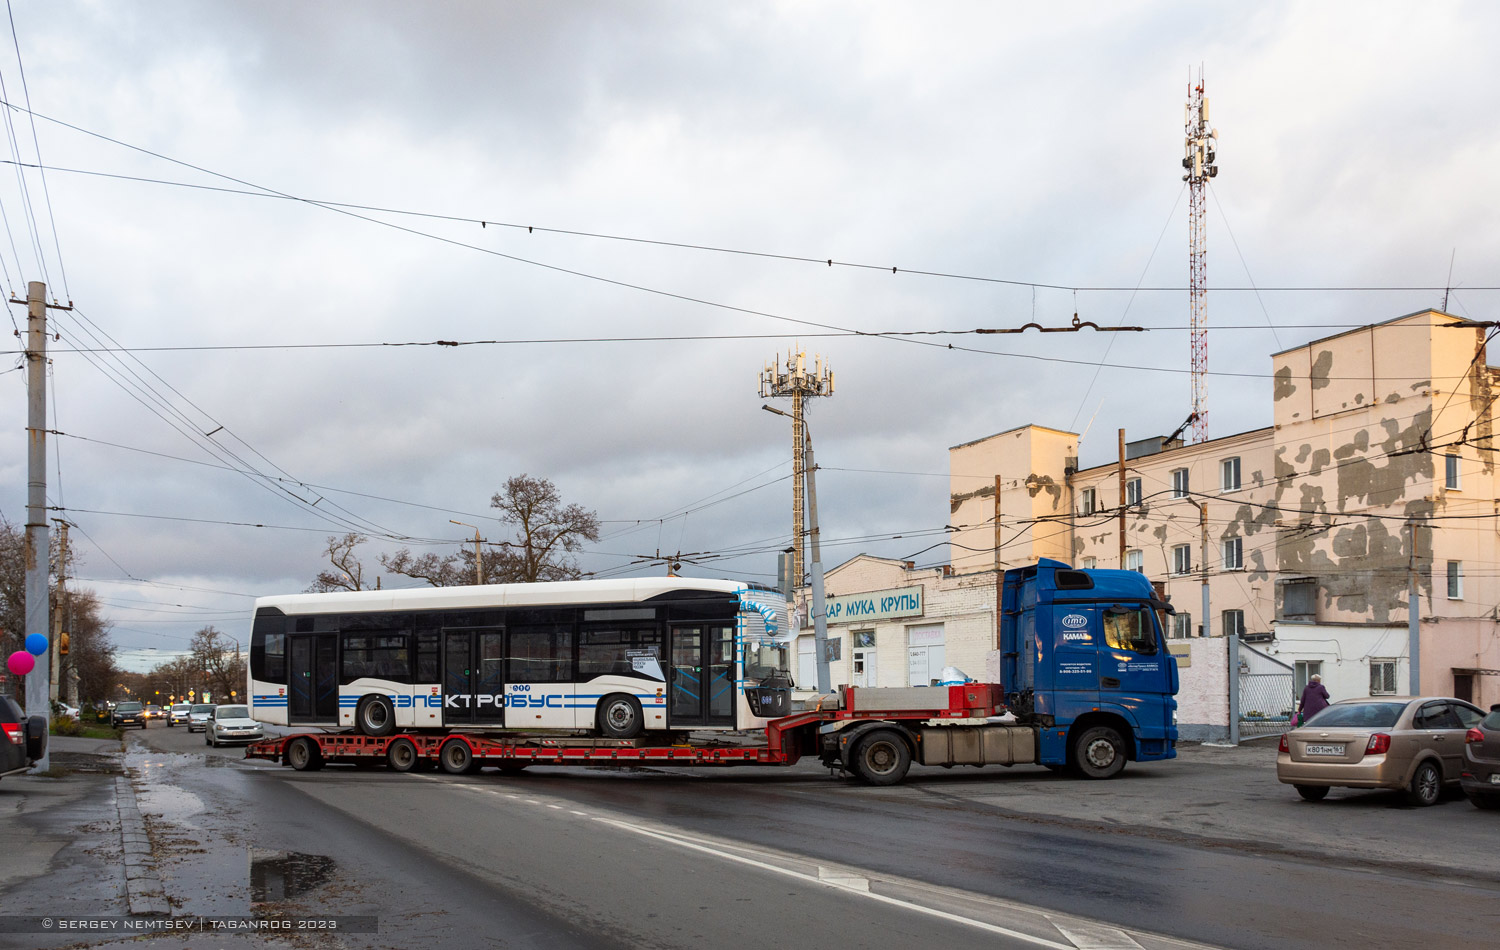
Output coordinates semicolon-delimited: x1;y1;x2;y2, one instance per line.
25;632;48;655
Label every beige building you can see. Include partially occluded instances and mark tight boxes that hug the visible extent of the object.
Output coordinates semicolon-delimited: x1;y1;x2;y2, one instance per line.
949;309;1500;709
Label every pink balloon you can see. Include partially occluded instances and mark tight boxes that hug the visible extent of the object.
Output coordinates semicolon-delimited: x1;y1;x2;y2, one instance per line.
6;650;35;676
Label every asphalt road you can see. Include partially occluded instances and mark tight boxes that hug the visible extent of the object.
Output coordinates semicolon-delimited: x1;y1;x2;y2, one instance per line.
109;724;1500;950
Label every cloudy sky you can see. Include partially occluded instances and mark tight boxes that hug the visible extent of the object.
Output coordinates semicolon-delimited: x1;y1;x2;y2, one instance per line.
2;1;1498;659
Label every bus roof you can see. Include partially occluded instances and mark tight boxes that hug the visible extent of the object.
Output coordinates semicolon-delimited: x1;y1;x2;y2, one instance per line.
254;577;770;616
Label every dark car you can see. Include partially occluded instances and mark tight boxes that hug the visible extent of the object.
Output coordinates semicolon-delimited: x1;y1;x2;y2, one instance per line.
112;701;147;729
1;694;46;780
1462;704;1500;810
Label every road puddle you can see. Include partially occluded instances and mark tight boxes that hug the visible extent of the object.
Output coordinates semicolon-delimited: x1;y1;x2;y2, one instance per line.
250;849;338;902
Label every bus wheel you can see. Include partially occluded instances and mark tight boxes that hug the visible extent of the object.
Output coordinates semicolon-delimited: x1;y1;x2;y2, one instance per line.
355;695;396;737
387;738;420;773
1072;725;1127;780
851;730;911;786
286;737;324;772
597;695;644;740
439;739;475;775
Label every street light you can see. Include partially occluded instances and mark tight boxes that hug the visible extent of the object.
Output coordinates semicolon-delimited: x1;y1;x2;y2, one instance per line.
762;404;832;695
450;520;485;585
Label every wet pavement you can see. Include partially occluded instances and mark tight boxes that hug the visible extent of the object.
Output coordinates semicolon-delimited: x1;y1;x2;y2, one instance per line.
2;726;1497;950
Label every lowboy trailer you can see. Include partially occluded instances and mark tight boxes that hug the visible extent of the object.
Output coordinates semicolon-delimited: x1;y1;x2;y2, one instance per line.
246;560;1180;786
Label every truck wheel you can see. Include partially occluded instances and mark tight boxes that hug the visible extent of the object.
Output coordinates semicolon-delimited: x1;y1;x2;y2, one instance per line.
355;695;396;737
1072;726;1127;779
597;695;644;740
286;737;324;772
851;730;911;786
1405;760;1441;806
387;738;420;773
439;739;476;774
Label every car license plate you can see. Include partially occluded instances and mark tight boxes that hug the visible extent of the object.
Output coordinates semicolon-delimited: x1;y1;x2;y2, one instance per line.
1305;744;1345;756
1489;774;1500;785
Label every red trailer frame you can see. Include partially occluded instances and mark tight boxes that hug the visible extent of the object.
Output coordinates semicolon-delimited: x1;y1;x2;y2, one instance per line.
244;683;1005;779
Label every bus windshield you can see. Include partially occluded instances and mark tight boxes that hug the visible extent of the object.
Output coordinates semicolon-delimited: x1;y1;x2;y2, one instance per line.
745;639;791;683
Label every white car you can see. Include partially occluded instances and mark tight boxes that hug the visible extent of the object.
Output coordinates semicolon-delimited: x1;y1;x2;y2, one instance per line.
205;704;264;747
187;704;215;732
167;703;192;727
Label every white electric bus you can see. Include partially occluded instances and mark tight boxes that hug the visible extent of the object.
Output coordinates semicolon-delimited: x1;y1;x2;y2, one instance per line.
247;578;792;738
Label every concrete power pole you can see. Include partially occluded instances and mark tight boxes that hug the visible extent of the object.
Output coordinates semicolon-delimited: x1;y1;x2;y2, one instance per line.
759;351;833;589
23;281;51;771
450;520;484;585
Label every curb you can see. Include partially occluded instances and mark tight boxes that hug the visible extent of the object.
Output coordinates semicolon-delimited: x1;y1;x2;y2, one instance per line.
115;774;170;916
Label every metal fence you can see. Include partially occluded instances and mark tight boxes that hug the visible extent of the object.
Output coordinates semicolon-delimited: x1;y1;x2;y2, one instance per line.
1239;671;1294;738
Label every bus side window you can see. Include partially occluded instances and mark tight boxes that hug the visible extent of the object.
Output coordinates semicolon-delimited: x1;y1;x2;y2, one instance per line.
415;631;439;683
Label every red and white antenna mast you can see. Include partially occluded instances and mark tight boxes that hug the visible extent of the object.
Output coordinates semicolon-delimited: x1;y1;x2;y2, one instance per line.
1183;66;1218;443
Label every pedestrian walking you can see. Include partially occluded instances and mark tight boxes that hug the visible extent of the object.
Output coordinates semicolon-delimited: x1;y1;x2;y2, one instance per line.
1297;673;1330;725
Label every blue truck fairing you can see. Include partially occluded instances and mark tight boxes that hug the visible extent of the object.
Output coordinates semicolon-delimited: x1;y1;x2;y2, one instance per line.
1002;558;1179;765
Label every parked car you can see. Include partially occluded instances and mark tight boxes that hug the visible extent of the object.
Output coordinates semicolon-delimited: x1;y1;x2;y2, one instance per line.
1278;696;1485;805
111;701;147;729
205;705;263;747
167;703;192;727
187;704;215;733
1462;704;1500;810
144;704;163;721
57;703;80;719
1;694;46;780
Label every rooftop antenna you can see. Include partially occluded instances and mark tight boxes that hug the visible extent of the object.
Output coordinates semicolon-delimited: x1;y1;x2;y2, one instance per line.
1442;248;1456;313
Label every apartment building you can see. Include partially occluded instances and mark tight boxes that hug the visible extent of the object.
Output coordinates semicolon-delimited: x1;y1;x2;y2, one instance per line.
947;309;1499;708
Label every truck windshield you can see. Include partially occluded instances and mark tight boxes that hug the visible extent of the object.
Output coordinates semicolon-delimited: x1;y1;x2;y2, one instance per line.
1103;607;1159;655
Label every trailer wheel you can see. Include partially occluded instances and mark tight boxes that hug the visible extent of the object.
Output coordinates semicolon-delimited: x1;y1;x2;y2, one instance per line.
496;763;528;776
439;739;477;774
851;730;911;786
286;737;324;772
387;738;420;773
1072;725;1126;779
355;695;396;737
597;694;644;740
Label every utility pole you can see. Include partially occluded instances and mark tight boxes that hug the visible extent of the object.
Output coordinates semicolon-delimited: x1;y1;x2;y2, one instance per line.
994;475;1003;650
1408;518;1422;694
52;520;68;703
1183;66;1219;444
22;281;62;772
450;520;484;585
765;404;830;694
1117;428;1127;567
759;351;834;589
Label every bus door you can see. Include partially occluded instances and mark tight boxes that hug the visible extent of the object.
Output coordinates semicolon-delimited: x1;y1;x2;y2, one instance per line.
668;625;736;728
442;628;507;726
288;634;337;723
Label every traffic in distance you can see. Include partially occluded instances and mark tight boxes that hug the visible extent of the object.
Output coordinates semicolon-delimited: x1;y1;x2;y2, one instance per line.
244;561;1181;784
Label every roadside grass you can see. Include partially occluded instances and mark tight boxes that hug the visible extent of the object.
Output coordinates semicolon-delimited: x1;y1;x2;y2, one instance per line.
49;715;124;741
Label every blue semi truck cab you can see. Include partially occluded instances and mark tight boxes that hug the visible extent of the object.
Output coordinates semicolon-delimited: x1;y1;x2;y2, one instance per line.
1002;557;1179;776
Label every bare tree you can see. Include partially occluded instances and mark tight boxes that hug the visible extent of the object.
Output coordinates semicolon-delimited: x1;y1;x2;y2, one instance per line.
190;626;246;702
380;475;600;587
308;533;375;592
490;474;600;582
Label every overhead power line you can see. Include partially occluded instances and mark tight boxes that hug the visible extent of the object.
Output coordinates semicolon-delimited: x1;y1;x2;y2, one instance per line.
7;156;1500;296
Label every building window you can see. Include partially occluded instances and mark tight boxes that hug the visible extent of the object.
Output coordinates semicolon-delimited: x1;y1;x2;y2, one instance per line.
1222;609;1246;638
1172;613;1194;639
1221;456;1241;491
1280;577;1317;622
1172;544;1193;575
1081;557;1097;570
1295;660;1322;692
1171;468;1189;498
1125;477;1142;507
1125;549;1143;573
1222;536;1243;570
1447;560;1463;599
1080;488;1096;516
1370;658;1398;695
1445;454;1461;490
